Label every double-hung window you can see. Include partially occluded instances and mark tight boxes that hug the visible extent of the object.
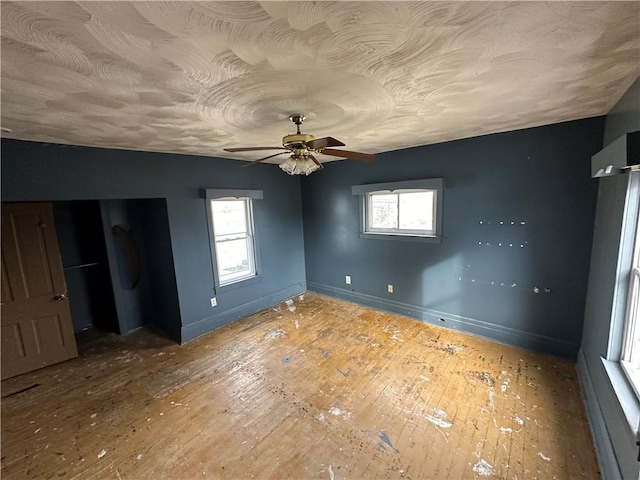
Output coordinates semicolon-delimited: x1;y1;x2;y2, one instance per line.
205;189;262;288
599;170;640;445
352;178;443;242
621;195;640;398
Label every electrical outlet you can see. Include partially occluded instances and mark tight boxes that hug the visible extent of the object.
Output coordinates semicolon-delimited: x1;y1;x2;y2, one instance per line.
210;297;217;307
387;284;394;293
345;275;351;285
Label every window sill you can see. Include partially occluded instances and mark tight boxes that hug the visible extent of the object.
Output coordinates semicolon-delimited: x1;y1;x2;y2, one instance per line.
359;232;442;244
602;357;640;433
215;274;262;294
621;360;640;400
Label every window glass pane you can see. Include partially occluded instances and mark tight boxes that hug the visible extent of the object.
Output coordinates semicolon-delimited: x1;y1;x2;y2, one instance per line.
622;271;640;397
216;237;251;280
399;191;433;231
629;274;639;365
370;194;398;229
212;200;247;236
621;195;640;398
208;197;257;286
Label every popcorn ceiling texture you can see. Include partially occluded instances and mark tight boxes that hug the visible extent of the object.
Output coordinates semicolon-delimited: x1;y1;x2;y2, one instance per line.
1;1;639;163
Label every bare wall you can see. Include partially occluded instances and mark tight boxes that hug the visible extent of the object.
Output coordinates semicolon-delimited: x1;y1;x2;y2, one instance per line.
301;117;604;359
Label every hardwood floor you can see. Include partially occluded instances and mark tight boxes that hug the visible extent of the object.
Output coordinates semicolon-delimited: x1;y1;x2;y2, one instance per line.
1;292;599;479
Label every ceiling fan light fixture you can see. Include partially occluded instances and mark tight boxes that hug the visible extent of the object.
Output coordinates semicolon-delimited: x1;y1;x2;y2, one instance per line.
279;156;320;176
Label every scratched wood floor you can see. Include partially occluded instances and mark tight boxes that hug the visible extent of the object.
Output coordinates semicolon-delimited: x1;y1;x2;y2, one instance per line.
1;292;599;480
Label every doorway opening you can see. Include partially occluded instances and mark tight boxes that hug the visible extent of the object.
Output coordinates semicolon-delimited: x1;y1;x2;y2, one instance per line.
53;200;118;334
54;198;180;344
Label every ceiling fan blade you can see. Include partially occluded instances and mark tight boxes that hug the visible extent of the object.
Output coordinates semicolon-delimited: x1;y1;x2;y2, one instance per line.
321;149;375;162
224;147;287;152
305;137;345;150
241;151;288;167
307;154;324;169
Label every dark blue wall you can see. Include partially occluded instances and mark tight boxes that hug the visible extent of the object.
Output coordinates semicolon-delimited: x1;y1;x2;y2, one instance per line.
1;140;307;342
302;117;604;358
98;198;173;336
100;198;155;334
136;198;181;340
577;78;640;480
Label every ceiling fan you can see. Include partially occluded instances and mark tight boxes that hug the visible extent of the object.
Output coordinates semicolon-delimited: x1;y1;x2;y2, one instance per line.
223;114;375;175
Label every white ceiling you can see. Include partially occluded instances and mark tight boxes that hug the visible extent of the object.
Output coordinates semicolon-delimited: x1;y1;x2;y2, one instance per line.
1;1;639;164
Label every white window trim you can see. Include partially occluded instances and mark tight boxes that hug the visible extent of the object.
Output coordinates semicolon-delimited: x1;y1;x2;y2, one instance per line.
204;189;263;293
620;187;640;399
601;357;639;433
352;178;444;243
603;169;640;434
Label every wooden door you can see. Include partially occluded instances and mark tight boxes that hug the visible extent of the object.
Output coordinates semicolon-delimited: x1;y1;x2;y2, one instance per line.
1;202;78;380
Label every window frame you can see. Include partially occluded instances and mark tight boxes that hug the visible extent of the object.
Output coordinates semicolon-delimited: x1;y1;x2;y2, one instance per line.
602;169;640;434
204;189;263;292
620;185;640;398
365;189;438;236
352;178;444;243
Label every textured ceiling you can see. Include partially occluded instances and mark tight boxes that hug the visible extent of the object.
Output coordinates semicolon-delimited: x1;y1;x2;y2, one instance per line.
1;1;639;164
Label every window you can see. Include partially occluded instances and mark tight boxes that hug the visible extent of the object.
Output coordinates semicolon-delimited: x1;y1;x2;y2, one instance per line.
352;178;443;242
204;189;262;289
366;190;436;235
210;198;255;284
621;201;640;398
600;170;640;436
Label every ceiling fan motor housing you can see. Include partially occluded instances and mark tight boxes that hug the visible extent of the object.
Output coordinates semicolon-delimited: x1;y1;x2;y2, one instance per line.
282;133;315;149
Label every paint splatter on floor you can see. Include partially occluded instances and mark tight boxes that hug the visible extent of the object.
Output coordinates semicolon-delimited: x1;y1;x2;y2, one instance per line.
472;459;493;476
538;451;551;462
378;430;399;453
501;378;510;393
265;328;286;339
488;387;496;410
285;299;296;312
424;408;452;428
391;332;404;342
443;343;465;354
329;406;351;420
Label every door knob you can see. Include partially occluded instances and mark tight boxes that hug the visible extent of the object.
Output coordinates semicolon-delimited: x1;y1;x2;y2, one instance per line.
54;294;67;301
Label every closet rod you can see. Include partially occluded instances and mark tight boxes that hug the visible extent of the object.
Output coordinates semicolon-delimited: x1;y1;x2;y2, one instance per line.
63;262;99;271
